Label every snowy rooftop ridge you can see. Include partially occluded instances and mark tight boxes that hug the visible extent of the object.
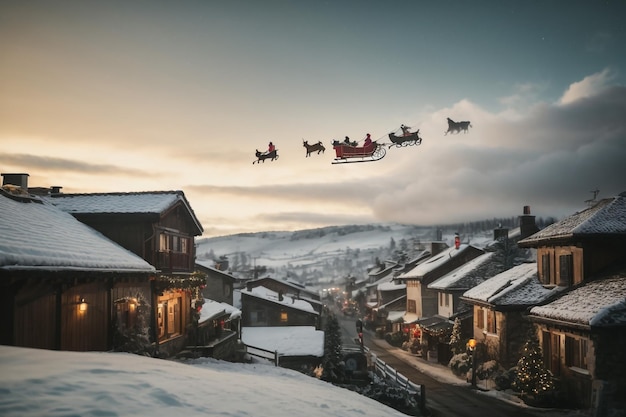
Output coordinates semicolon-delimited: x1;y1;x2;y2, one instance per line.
399;244;481;279
0;191;155;272
241;286;317;314
530;277;626;326
462;263;554;306
519;192;626;245
44;190;203;234
428;252;495;290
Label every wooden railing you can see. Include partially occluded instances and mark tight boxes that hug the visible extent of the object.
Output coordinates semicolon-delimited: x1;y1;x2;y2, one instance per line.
368;348;426;411
156;251;191;271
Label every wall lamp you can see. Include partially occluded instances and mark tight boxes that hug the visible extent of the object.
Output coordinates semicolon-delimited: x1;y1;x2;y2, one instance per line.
78;298;88;313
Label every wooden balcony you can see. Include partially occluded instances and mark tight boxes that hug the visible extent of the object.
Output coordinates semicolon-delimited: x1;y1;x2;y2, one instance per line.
156;251;191;272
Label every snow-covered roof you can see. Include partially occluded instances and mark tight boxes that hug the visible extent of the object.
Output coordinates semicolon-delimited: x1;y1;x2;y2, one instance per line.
428;252;496;291
0;190;156;273
378;280;406;292
199;299;241;323
398;244;481;279
241;286;317;314
461;263;554;306
45;190;203;234
246;276;318;298
195;261;236;281
519;192;626;246
386;310;406;323
242;326;324;357
530;277;626;327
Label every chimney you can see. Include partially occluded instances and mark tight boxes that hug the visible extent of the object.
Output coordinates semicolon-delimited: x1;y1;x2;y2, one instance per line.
430;241;447;256
519;205;539;240
50;186;63;195
1;173;29;190
493;224;509;241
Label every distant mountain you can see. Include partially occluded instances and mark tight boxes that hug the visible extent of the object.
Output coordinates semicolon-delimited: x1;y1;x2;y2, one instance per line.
196;223;500;289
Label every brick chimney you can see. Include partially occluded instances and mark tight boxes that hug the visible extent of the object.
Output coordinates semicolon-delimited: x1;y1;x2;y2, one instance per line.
519;205;539;240
1;173;29;190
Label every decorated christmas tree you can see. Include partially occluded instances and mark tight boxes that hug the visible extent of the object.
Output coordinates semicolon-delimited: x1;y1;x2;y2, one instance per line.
513;329;556;402
449;317;465;355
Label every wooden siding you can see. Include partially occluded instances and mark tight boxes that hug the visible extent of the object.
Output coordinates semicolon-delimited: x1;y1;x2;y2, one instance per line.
61;283;109;351
14;292;57;349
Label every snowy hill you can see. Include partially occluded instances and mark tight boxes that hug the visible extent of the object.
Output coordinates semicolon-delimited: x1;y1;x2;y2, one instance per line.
196;223;497;289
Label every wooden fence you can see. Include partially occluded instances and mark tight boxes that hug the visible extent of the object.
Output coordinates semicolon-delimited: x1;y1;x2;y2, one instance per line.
369;350;426;411
246;344;281;366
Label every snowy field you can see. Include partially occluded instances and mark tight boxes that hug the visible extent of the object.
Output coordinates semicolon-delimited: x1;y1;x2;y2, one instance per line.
0;345;408;417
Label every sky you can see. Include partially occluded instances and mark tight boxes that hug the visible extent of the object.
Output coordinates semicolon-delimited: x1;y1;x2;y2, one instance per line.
1;1;625;237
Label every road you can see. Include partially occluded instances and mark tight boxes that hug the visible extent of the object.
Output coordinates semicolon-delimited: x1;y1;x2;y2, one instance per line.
335;313;570;417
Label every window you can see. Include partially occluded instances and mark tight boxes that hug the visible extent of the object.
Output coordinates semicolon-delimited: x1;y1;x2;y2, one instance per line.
251;310;267;325
565;336;588;369
476;307;484;329
160;233;169;251
439;293;443;307
280;311;288;323
407;299;416;313
543;331;561;376
159;233;189;254
486;310;497;334
541;253;552;285
559;254;573;287
445;294;450;307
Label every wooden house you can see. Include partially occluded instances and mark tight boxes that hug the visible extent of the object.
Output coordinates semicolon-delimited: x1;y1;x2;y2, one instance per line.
398;243;484;323
245;276;323;313
192;299;242;360
42;185;204;357
528;276;626;411
428;252;498;320
180;261;241;359
517;193;626;288
460;262;556;368
240;286;319;328
196;261;236;305
0;180;156;352
518;192;626;411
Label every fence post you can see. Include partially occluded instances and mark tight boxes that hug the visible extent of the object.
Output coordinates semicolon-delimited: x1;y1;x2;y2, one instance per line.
419;385;426;411
275;350;279;367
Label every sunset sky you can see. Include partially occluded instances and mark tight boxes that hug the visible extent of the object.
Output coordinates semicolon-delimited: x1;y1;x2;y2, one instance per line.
1;1;625;237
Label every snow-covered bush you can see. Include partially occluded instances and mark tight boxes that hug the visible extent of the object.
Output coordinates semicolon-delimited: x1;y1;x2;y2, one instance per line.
448;352;471;377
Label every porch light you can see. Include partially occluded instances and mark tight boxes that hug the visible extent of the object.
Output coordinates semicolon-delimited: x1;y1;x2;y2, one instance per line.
78;298;88;313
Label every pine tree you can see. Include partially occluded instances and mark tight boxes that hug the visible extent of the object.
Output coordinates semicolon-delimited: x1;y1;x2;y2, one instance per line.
449;317;465;355
513;330;556;399
321;313;345;382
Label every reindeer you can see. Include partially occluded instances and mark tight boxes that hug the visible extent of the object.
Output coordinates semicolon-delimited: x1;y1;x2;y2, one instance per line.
303;140;325;157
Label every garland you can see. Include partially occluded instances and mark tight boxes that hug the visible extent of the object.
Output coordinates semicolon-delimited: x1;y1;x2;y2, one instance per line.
155;271;207;292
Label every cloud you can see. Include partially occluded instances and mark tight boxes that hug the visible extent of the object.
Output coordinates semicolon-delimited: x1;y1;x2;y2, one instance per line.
368;83;626;225
0;153;154;176
558;68;615;105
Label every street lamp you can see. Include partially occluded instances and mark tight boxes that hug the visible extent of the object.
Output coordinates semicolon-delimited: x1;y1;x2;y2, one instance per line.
467;338;477;388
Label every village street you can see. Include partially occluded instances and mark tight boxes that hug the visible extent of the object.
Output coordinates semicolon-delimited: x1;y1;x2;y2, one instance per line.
336;313;578;417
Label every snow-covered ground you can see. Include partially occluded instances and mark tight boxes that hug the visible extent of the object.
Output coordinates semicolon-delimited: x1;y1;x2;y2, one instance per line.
0;345;408;417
